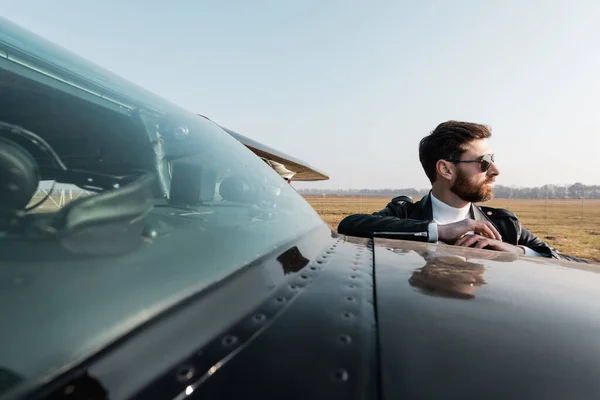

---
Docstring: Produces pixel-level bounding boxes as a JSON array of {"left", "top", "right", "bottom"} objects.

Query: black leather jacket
[{"left": 337, "top": 192, "right": 587, "bottom": 263}]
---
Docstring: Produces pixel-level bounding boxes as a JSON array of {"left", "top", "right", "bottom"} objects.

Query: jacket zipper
[{"left": 373, "top": 231, "right": 427, "bottom": 237}]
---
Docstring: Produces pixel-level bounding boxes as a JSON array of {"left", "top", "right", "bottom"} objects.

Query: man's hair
[{"left": 419, "top": 120, "right": 492, "bottom": 184}]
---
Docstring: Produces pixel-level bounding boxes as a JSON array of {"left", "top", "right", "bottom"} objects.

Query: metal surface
[
  {"left": 6, "top": 229, "right": 379, "bottom": 400},
  {"left": 220, "top": 126, "right": 330, "bottom": 182},
  {"left": 7, "top": 225, "right": 335, "bottom": 400},
  {"left": 8, "top": 226, "right": 600, "bottom": 399},
  {"left": 129, "top": 235, "right": 377, "bottom": 400},
  {"left": 373, "top": 238, "right": 600, "bottom": 399}
]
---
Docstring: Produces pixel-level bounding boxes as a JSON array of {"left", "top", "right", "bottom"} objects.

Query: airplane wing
[{"left": 204, "top": 118, "right": 329, "bottom": 182}]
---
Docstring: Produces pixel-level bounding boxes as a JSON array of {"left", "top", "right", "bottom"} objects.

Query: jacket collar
[
  {"left": 409, "top": 191, "right": 433, "bottom": 220},
  {"left": 471, "top": 203, "right": 491, "bottom": 222},
  {"left": 411, "top": 190, "right": 490, "bottom": 222}
]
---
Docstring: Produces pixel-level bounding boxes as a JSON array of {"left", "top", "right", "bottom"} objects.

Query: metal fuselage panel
[
  {"left": 20, "top": 228, "right": 378, "bottom": 400},
  {"left": 373, "top": 238, "right": 600, "bottom": 399},
  {"left": 126, "top": 233, "right": 378, "bottom": 400},
  {"left": 13, "top": 231, "right": 600, "bottom": 400}
]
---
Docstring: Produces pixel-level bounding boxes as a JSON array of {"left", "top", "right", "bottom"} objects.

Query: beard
[{"left": 450, "top": 168, "right": 495, "bottom": 203}]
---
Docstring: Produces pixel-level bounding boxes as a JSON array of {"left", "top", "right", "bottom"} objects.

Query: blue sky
[{"left": 3, "top": 1, "right": 599, "bottom": 189}]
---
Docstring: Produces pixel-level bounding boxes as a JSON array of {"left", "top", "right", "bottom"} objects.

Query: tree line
[{"left": 297, "top": 183, "right": 600, "bottom": 199}]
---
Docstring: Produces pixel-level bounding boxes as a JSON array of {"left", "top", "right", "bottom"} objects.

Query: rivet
[
  {"left": 339, "top": 334, "right": 352, "bottom": 344},
  {"left": 222, "top": 335, "right": 238, "bottom": 347},
  {"left": 332, "top": 368, "right": 350, "bottom": 383},
  {"left": 301, "top": 275, "right": 309, "bottom": 280},
  {"left": 176, "top": 364, "right": 195, "bottom": 382},
  {"left": 253, "top": 313, "right": 266, "bottom": 323},
  {"left": 289, "top": 284, "right": 299, "bottom": 290},
  {"left": 350, "top": 275, "right": 357, "bottom": 279},
  {"left": 276, "top": 296, "right": 287, "bottom": 303},
  {"left": 342, "top": 311, "right": 354, "bottom": 319},
  {"left": 64, "top": 385, "right": 75, "bottom": 395},
  {"left": 348, "top": 284, "right": 356, "bottom": 289},
  {"left": 346, "top": 296, "right": 356, "bottom": 302},
  {"left": 487, "top": 211, "right": 493, "bottom": 215},
  {"left": 310, "top": 266, "right": 317, "bottom": 270},
  {"left": 317, "top": 261, "right": 324, "bottom": 264}
]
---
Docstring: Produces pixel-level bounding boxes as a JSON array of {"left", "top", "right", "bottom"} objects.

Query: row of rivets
[
  {"left": 161, "top": 239, "right": 370, "bottom": 397},
  {"left": 330, "top": 243, "right": 370, "bottom": 385},
  {"left": 164, "top": 241, "right": 338, "bottom": 397}
]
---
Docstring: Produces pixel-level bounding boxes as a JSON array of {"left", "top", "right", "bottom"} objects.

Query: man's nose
[{"left": 488, "top": 162, "right": 500, "bottom": 176}]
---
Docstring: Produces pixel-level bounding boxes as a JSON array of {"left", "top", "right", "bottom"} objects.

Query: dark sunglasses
[{"left": 447, "top": 153, "right": 495, "bottom": 172}]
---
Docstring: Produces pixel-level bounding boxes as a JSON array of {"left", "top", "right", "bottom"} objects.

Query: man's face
[{"left": 450, "top": 139, "right": 500, "bottom": 203}]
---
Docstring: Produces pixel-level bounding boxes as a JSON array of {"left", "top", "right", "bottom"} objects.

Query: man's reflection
[
  {"left": 409, "top": 255, "right": 486, "bottom": 300},
  {"left": 382, "top": 240, "right": 541, "bottom": 299}
]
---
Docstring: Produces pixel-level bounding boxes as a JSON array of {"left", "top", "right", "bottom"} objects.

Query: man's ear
[{"left": 436, "top": 160, "right": 454, "bottom": 181}]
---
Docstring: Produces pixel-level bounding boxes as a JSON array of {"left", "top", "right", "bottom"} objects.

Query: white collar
[{"left": 430, "top": 193, "right": 471, "bottom": 223}]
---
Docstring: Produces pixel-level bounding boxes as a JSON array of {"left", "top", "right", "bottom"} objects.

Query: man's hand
[
  {"left": 454, "top": 234, "right": 525, "bottom": 255},
  {"left": 437, "top": 218, "right": 502, "bottom": 243}
]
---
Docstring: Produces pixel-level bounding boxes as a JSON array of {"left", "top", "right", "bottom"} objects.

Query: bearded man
[{"left": 338, "top": 120, "right": 584, "bottom": 261}]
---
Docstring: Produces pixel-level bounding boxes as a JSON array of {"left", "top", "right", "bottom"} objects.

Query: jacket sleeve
[
  {"left": 337, "top": 202, "right": 433, "bottom": 242},
  {"left": 519, "top": 226, "right": 590, "bottom": 263}
]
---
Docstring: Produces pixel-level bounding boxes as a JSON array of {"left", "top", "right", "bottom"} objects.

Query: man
[{"left": 337, "top": 120, "right": 585, "bottom": 262}]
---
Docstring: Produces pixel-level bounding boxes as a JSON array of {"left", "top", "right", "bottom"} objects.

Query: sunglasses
[{"left": 447, "top": 153, "right": 495, "bottom": 172}]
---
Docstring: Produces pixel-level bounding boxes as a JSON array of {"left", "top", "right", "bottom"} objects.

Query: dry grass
[{"left": 304, "top": 196, "right": 600, "bottom": 264}]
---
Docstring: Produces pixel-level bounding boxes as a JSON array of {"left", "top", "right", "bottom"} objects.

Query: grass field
[{"left": 304, "top": 196, "right": 600, "bottom": 264}]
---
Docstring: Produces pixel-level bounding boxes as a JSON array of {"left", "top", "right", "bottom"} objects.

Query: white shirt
[{"left": 427, "top": 193, "right": 544, "bottom": 257}]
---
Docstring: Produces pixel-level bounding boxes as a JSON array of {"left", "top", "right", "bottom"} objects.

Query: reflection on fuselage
[
  {"left": 277, "top": 246, "right": 309, "bottom": 275},
  {"left": 408, "top": 255, "right": 486, "bottom": 300}
]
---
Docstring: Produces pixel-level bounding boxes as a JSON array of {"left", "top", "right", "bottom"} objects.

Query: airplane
[{"left": 1, "top": 17, "right": 600, "bottom": 400}]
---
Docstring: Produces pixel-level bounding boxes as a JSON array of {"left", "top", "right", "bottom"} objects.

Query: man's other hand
[
  {"left": 437, "top": 218, "right": 502, "bottom": 243},
  {"left": 454, "top": 234, "right": 525, "bottom": 255}
]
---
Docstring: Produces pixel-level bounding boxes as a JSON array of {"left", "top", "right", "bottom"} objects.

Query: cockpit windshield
[{"left": 0, "top": 48, "right": 323, "bottom": 395}]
